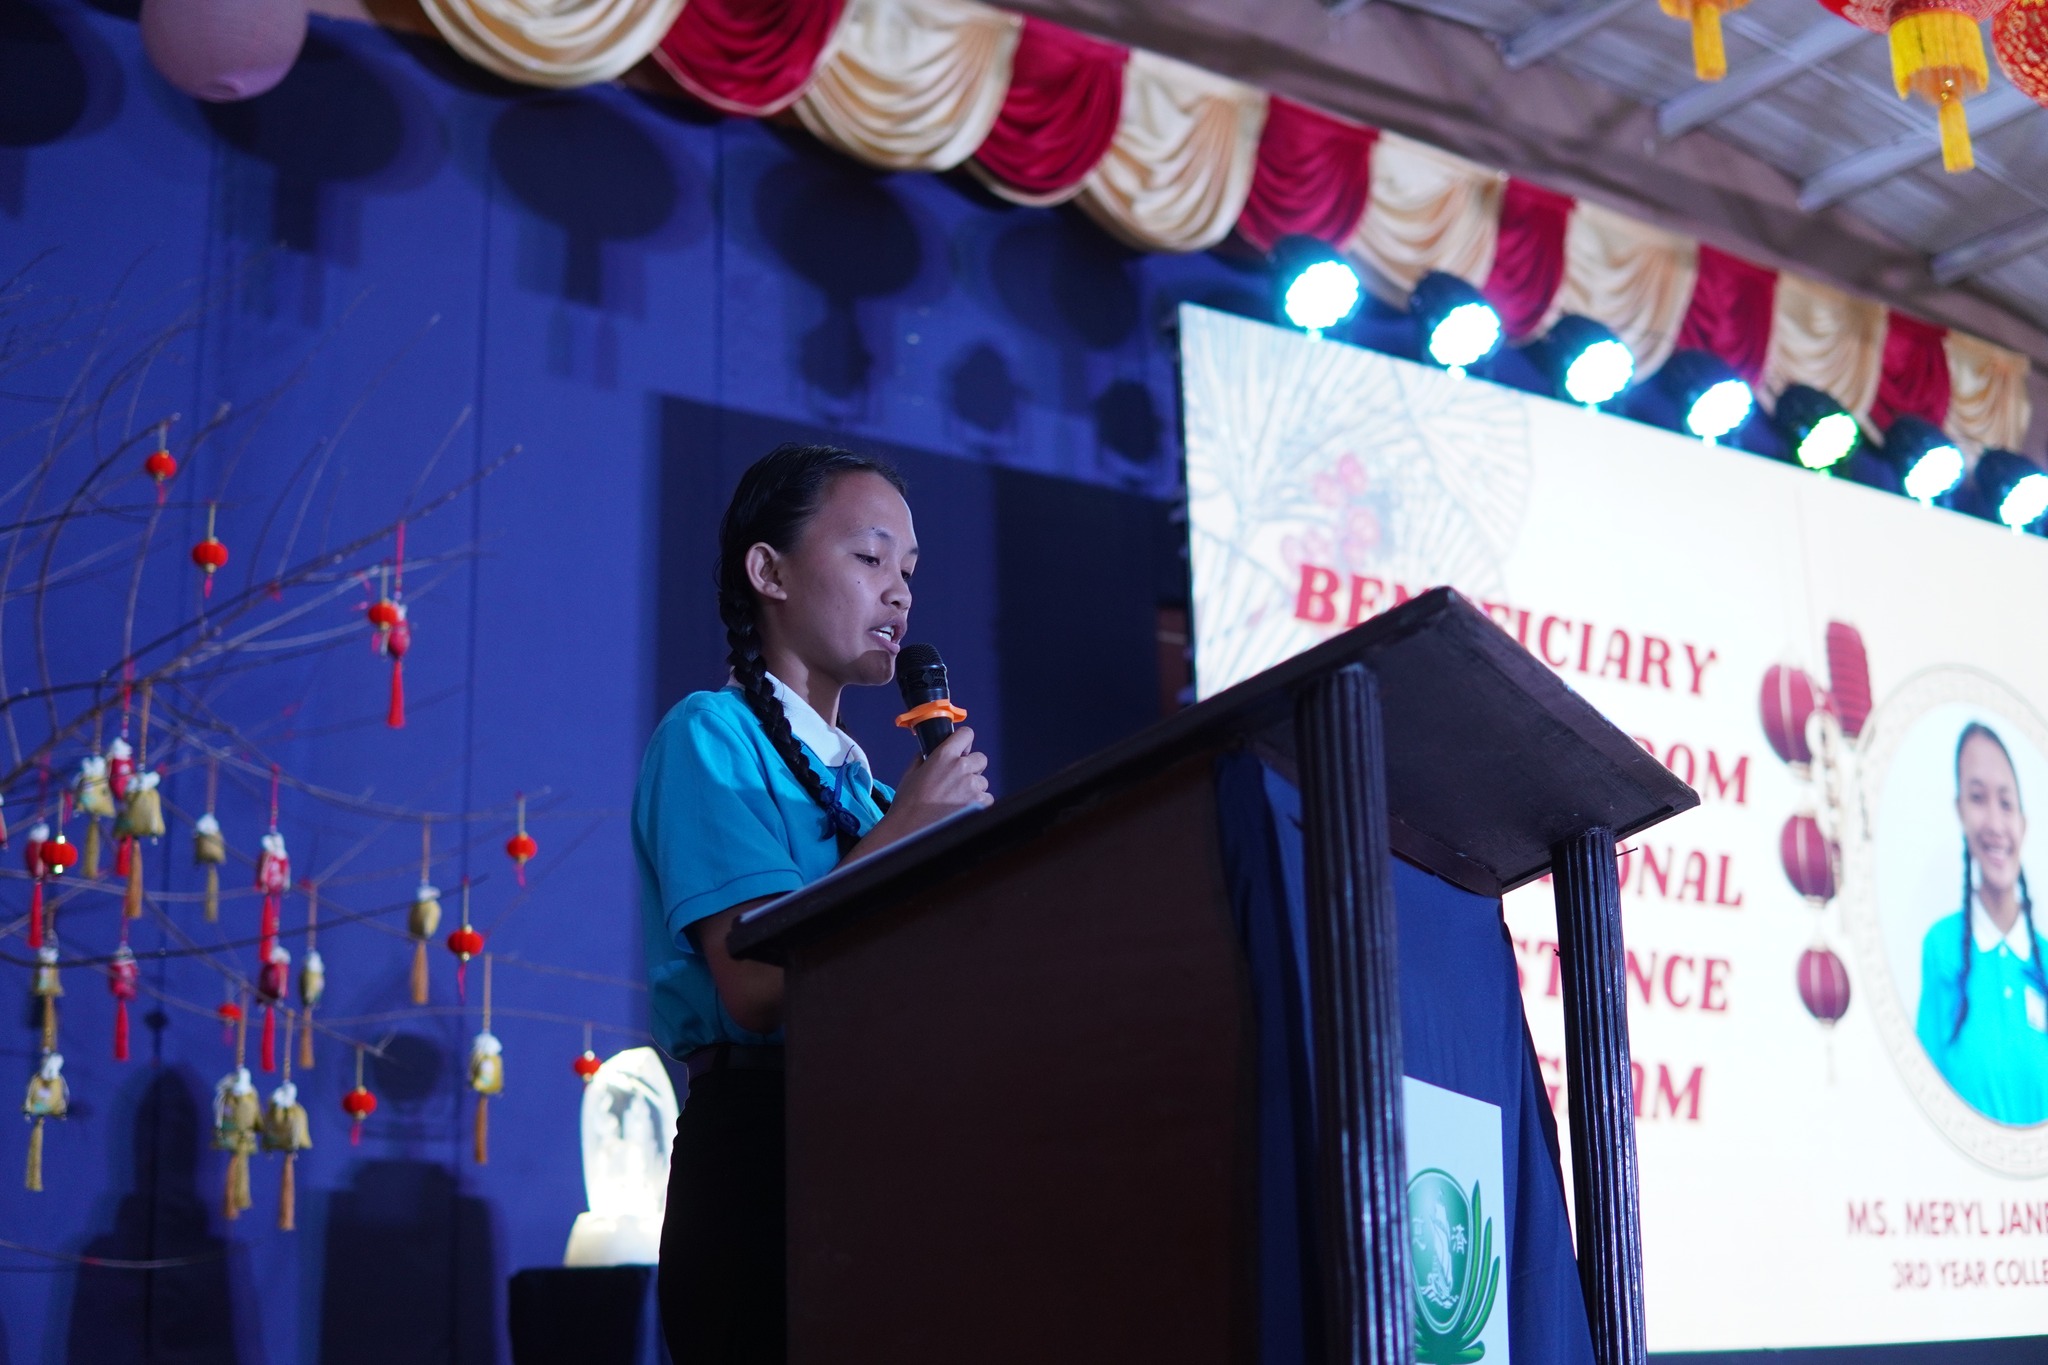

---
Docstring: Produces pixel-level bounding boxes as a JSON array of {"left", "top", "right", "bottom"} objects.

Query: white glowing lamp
[{"left": 562, "top": 1047, "right": 679, "bottom": 1267}]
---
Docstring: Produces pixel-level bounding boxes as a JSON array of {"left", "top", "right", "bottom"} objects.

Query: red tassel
[
  {"left": 350, "top": 1119, "right": 363, "bottom": 1147},
  {"left": 114, "top": 998, "right": 130, "bottom": 1061},
  {"left": 455, "top": 960, "right": 468, "bottom": 1002},
  {"left": 115, "top": 835, "right": 133, "bottom": 879},
  {"left": 260, "top": 896, "right": 279, "bottom": 958},
  {"left": 260, "top": 1006, "right": 276, "bottom": 1073},
  {"left": 204, "top": 575, "right": 214, "bottom": 600},
  {"left": 27, "top": 882, "right": 42, "bottom": 951},
  {"left": 388, "top": 660, "right": 405, "bottom": 729}
]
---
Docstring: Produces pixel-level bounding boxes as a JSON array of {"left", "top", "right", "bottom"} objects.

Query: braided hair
[
  {"left": 1949, "top": 721, "right": 2048, "bottom": 1043},
  {"left": 717, "top": 444, "right": 904, "bottom": 853}
]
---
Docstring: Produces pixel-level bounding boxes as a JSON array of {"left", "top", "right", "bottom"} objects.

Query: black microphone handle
[{"left": 913, "top": 715, "right": 955, "bottom": 757}]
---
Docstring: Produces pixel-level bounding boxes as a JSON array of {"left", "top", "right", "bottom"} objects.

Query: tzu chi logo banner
[{"left": 1179, "top": 305, "right": 2048, "bottom": 1352}]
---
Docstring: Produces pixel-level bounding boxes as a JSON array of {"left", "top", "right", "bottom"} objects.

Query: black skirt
[{"left": 658, "top": 1066, "right": 786, "bottom": 1365}]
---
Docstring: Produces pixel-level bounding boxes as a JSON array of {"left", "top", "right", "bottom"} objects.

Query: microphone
[{"left": 894, "top": 643, "right": 968, "bottom": 757}]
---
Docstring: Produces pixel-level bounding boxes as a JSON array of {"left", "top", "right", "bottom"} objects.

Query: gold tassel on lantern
[
  {"left": 214, "top": 1006, "right": 260, "bottom": 1221},
  {"left": 468, "top": 955, "right": 503, "bottom": 1166},
  {"left": 1891, "top": 7, "right": 1991, "bottom": 171},
  {"left": 194, "top": 818, "right": 225, "bottom": 924},
  {"left": 24, "top": 1054, "right": 68, "bottom": 1192},
  {"left": 410, "top": 822, "right": 441, "bottom": 1006},
  {"left": 1660, "top": 0, "right": 1749, "bottom": 80},
  {"left": 75, "top": 751, "right": 113, "bottom": 881},
  {"left": 264, "top": 1018, "right": 313, "bottom": 1231},
  {"left": 299, "top": 884, "right": 323, "bottom": 1072},
  {"left": 32, "top": 943, "right": 62, "bottom": 1055}
]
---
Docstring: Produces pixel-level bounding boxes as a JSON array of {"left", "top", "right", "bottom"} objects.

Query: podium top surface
[{"left": 732, "top": 588, "right": 1696, "bottom": 961}]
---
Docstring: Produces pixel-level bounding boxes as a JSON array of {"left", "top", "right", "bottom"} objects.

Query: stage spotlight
[
  {"left": 1659, "top": 350, "right": 1754, "bottom": 443},
  {"left": 1771, "top": 384, "right": 1860, "bottom": 471},
  {"left": 1409, "top": 271, "right": 1502, "bottom": 375},
  {"left": 1880, "top": 416, "right": 1965, "bottom": 506},
  {"left": 1974, "top": 449, "right": 2048, "bottom": 531},
  {"left": 1544, "top": 315, "right": 1634, "bottom": 407},
  {"left": 1273, "top": 236, "right": 1363, "bottom": 337}
]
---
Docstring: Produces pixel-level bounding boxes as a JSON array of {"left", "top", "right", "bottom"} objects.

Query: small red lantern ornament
[
  {"left": 109, "top": 942, "right": 140, "bottom": 1062},
  {"left": 191, "top": 503, "right": 229, "bottom": 598},
  {"left": 216, "top": 998, "right": 243, "bottom": 1047},
  {"left": 573, "top": 1050, "right": 603, "bottom": 1083},
  {"left": 32, "top": 828, "right": 76, "bottom": 954},
  {"left": 446, "top": 878, "right": 484, "bottom": 1001},
  {"left": 257, "top": 942, "right": 290, "bottom": 1074},
  {"left": 23, "top": 822, "right": 49, "bottom": 951},
  {"left": 342, "top": 1048, "right": 377, "bottom": 1146},
  {"left": 506, "top": 792, "right": 537, "bottom": 887},
  {"left": 1995, "top": 0, "right": 2048, "bottom": 101},
  {"left": 1797, "top": 945, "right": 1852, "bottom": 1024},
  {"left": 40, "top": 831, "right": 78, "bottom": 877},
  {"left": 144, "top": 443, "right": 178, "bottom": 504},
  {"left": 1780, "top": 814, "right": 1838, "bottom": 903},
  {"left": 1760, "top": 665, "right": 1819, "bottom": 769},
  {"left": 367, "top": 526, "right": 410, "bottom": 728}
]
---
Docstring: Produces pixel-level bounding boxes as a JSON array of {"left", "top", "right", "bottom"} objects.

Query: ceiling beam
[
  {"left": 1499, "top": 0, "right": 1635, "bottom": 71},
  {"left": 1932, "top": 213, "right": 2048, "bottom": 286},
  {"left": 1656, "top": 19, "right": 1868, "bottom": 139},
  {"left": 1798, "top": 88, "right": 2043, "bottom": 211}
]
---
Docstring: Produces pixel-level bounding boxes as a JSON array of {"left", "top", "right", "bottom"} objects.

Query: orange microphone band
[{"left": 895, "top": 699, "right": 967, "bottom": 730}]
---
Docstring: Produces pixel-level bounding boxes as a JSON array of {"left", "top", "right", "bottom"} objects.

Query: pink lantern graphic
[
  {"left": 1760, "top": 665, "right": 1818, "bottom": 767},
  {"left": 1825, "top": 622, "right": 1872, "bottom": 739},
  {"left": 1780, "top": 814, "right": 1836, "bottom": 903},
  {"left": 1797, "top": 947, "right": 1852, "bottom": 1025}
]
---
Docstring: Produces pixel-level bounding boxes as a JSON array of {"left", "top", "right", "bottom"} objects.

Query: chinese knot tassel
[
  {"left": 124, "top": 843, "right": 143, "bottom": 919},
  {"left": 474, "top": 1094, "right": 489, "bottom": 1166},
  {"left": 280, "top": 1152, "right": 296, "bottom": 1231},
  {"left": 25, "top": 1118, "right": 43, "bottom": 1193}
]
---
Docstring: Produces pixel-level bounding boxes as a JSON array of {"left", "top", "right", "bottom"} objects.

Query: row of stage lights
[{"left": 1272, "top": 238, "right": 2048, "bottom": 534}]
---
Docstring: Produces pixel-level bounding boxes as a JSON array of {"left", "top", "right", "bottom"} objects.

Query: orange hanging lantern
[
  {"left": 446, "top": 878, "right": 484, "bottom": 1001},
  {"left": 342, "top": 1048, "right": 377, "bottom": 1146},
  {"left": 505, "top": 793, "right": 537, "bottom": 887},
  {"left": 1663, "top": 0, "right": 1750, "bottom": 79},
  {"left": 1994, "top": 0, "right": 2048, "bottom": 101},
  {"left": 191, "top": 503, "right": 229, "bottom": 597}
]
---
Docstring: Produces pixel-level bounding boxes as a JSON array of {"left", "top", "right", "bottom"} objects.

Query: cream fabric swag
[
  {"left": 1344, "top": 134, "right": 1503, "bottom": 304},
  {"left": 1760, "top": 273, "right": 1888, "bottom": 423},
  {"left": 794, "top": 0, "right": 1022, "bottom": 173},
  {"left": 417, "top": 0, "right": 686, "bottom": 88},
  {"left": 1540, "top": 202, "right": 1698, "bottom": 379},
  {"left": 1944, "top": 331, "right": 2034, "bottom": 454},
  {"left": 1076, "top": 50, "right": 1268, "bottom": 255}
]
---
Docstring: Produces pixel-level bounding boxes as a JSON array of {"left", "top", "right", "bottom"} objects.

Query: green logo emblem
[{"left": 1408, "top": 1167, "right": 1502, "bottom": 1364}]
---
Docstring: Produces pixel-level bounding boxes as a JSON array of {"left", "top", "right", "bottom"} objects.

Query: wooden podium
[{"left": 731, "top": 589, "right": 1695, "bottom": 1365}]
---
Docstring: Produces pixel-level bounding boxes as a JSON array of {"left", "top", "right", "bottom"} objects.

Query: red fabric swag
[
  {"left": 1481, "top": 179, "right": 1572, "bottom": 342},
  {"left": 1869, "top": 310, "right": 1952, "bottom": 433},
  {"left": 1675, "top": 245, "right": 1777, "bottom": 386},
  {"left": 972, "top": 17, "right": 1126, "bottom": 202},
  {"left": 654, "top": 0, "right": 848, "bottom": 118},
  {"left": 1234, "top": 98, "right": 1378, "bottom": 254}
]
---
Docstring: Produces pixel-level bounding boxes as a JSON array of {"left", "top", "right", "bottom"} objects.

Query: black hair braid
[
  {"left": 716, "top": 443, "right": 906, "bottom": 853},
  {"left": 1952, "top": 842, "right": 1974, "bottom": 1044}
]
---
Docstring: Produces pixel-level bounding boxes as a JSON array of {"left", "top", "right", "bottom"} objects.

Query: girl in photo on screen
[
  {"left": 1915, "top": 720, "right": 2048, "bottom": 1126},
  {"left": 633, "top": 444, "right": 992, "bottom": 1364}
]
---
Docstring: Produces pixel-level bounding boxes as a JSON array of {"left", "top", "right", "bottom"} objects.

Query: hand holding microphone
[{"left": 886, "top": 644, "right": 991, "bottom": 830}]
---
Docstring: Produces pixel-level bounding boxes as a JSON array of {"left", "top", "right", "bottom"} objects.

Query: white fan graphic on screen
[{"left": 1182, "top": 308, "right": 1533, "bottom": 696}]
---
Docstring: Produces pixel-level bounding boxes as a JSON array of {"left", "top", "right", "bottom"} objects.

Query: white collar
[
  {"left": 731, "top": 671, "right": 869, "bottom": 776},
  {"left": 1972, "top": 893, "right": 2036, "bottom": 961}
]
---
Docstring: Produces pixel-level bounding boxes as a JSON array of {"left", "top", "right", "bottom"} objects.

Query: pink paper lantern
[
  {"left": 1780, "top": 814, "right": 1836, "bottom": 903},
  {"left": 1797, "top": 947, "right": 1851, "bottom": 1025},
  {"left": 1760, "top": 665, "right": 1818, "bottom": 768},
  {"left": 141, "top": 0, "right": 309, "bottom": 103},
  {"left": 1825, "top": 621, "right": 1873, "bottom": 739}
]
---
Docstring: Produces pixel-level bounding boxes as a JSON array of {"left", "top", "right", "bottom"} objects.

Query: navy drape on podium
[{"left": 1215, "top": 753, "right": 1597, "bottom": 1365}]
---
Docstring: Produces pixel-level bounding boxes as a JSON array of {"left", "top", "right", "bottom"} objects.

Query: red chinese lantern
[
  {"left": 39, "top": 831, "right": 77, "bottom": 877},
  {"left": 216, "top": 998, "right": 244, "bottom": 1047},
  {"left": 446, "top": 878, "right": 484, "bottom": 1000},
  {"left": 109, "top": 942, "right": 140, "bottom": 1062},
  {"left": 367, "top": 527, "right": 410, "bottom": 728},
  {"left": 1662, "top": 0, "right": 1749, "bottom": 79},
  {"left": 1820, "top": 0, "right": 2010, "bottom": 171},
  {"left": 573, "top": 1050, "right": 603, "bottom": 1083},
  {"left": 191, "top": 503, "right": 229, "bottom": 597},
  {"left": 23, "top": 821, "right": 48, "bottom": 950},
  {"left": 1995, "top": 0, "right": 2048, "bottom": 99},
  {"left": 1797, "top": 945, "right": 1852, "bottom": 1024},
  {"left": 342, "top": 1048, "right": 378, "bottom": 1146},
  {"left": 144, "top": 431, "right": 177, "bottom": 503},
  {"left": 1760, "top": 665, "right": 1819, "bottom": 768},
  {"left": 1781, "top": 814, "right": 1837, "bottom": 903},
  {"left": 506, "top": 793, "right": 537, "bottom": 887},
  {"left": 1824, "top": 622, "right": 1873, "bottom": 739}
]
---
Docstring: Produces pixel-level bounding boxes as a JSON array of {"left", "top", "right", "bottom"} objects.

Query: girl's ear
[{"left": 746, "top": 542, "right": 789, "bottom": 602}]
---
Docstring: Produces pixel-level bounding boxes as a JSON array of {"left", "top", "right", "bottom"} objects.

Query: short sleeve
[{"left": 634, "top": 701, "right": 807, "bottom": 950}]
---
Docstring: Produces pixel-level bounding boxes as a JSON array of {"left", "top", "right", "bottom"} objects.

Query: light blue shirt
[
  {"left": 634, "top": 680, "right": 891, "bottom": 1056},
  {"left": 1916, "top": 904, "right": 2048, "bottom": 1126}
]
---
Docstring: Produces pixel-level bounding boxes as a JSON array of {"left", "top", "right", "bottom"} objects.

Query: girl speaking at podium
[
  {"left": 1916, "top": 720, "right": 2048, "bottom": 1126},
  {"left": 633, "top": 444, "right": 991, "bottom": 1364}
]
